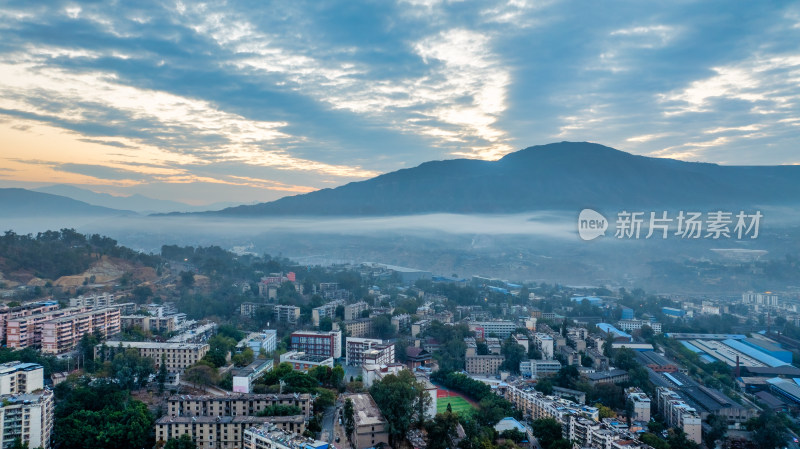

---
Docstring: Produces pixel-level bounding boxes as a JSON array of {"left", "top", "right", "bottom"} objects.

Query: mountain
[
  {"left": 34, "top": 184, "right": 240, "bottom": 213},
  {"left": 194, "top": 142, "right": 800, "bottom": 216},
  {"left": 0, "top": 188, "right": 135, "bottom": 217}
]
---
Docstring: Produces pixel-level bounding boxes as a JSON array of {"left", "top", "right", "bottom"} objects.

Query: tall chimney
[{"left": 735, "top": 355, "right": 740, "bottom": 378}]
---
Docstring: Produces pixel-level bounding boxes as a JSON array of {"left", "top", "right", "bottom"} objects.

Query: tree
[
  {"left": 595, "top": 403, "right": 615, "bottom": 419},
  {"left": 372, "top": 315, "right": 395, "bottom": 339},
  {"left": 370, "top": 371, "right": 418, "bottom": 447},
  {"left": 180, "top": 271, "right": 195, "bottom": 287},
  {"left": 232, "top": 348, "right": 255, "bottom": 367},
  {"left": 531, "top": 418, "right": 564, "bottom": 449},
  {"left": 164, "top": 434, "right": 196, "bottom": 449},
  {"left": 426, "top": 411, "right": 459, "bottom": 449},
  {"left": 500, "top": 338, "right": 526, "bottom": 374},
  {"left": 746, "top": 409, "right": 789, "bottom": 449},
  {"left": 640, "top": 433, "right": 669, "bottom": 449},
  {"left": 319, "top": 316, "right": 333, "bottom": 332},
  {"left": 184, "top": 363, "right": 219, "bottom": 387},
  {"left": 704, "top": 414, "right": 727, "bottom": 449},
  {"left": 535, "top": 379, "right": 553, "bottom": 395},
  {"left": 157, "top": 354, "right": 168, "bottom": 393},
  {"left": 413, "top": 381, "right": 432, "bottom": 428},
  {"left": 344, "top": 398, "right": 355, "bottom": 446}
]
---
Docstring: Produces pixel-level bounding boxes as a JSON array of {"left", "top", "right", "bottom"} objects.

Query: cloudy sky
[{"left": 1, "top": 0, "right": 799, "bottom": 205}]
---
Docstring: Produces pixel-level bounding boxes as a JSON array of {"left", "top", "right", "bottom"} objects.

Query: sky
[{"left": 1, "top": 0, "right": 799, "bottom": 206}]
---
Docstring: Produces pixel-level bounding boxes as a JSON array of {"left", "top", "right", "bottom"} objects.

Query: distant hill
[
  {"left": 34, "top": 184, "right": 240, "bottom": 214},
  {"left": 190, "top": 142, "right": 800, "bottom": 216},
  {"left": 0, "top": 188, "right": 134, "bottom": 217}
]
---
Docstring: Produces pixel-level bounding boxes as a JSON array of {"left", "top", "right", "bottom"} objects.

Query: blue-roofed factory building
[
  {"left": 721, "top": 339, "right": 789, "bottom": 368},
  {"left": 596, "top": 323, "right": 633, "bottom": 342},
  {"left": 662, "top": 307, "right": 686, "bottom": 317},
  {"left": 620, "top": 307, "right": 634, "bottom": 320},
  {"left": 572, "top": 296, "right": 603, "bottom": 306},
  {"left": 741, "top": 338, "right": 792, "bottom": 364}
]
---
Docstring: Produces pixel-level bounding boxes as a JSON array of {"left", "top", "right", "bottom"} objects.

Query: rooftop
[{"left": 345, "top": 393, "right": 386, "bottom": 427}]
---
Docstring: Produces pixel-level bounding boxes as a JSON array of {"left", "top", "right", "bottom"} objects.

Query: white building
[
  {"left": 520, "top": 359, "right": 562, "bottom": 377},
  {"left": 237, "top": 330, "right": 278, "bottom": 355},
  {"left": 312, "top": 300, "right": 345, "bottom": 326},
  {"left": 0, "top": 362, "right": 44, "bottom": 395},
  {"left": 233, "top": 359, "right": 274, "bottom": 394},
  {"left": 617, "top": 320, "right": 662, "bottom": 334},
  {"left": 0, "top": 390, "right": 53, "bottom": 449},
  {"left": 656, "top": 388, "right": 702, "bottom": 444},
  {"left": 280, "top": 351, "right": 334, "bottom": 372},
  {"left": 625, "top": 388, "right": 651, "bottom": 422},
  {"left": 244, "top": 423, "right": 328, "bottom": 449},
  {"left": 533, "top": 333, "right": 555, "bottom": 359}
]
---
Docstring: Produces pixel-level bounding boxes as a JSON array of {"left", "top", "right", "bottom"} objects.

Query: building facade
[{"left": 290, "top": 331, "right": 342, "bottom": 359}]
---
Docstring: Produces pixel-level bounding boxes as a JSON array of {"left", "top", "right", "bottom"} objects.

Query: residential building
[
  {"left": 625, "top": 388, "right": 651, "bottom": 422},
  {"left": 280, "top": 351, "right": 334, "bottom": 372},
  {"left": 168, "top": 322, "right": 217, "bottom": 344},
  {"left": 342, "top": 318, "right": 372, "bottom": 338},
  {"left": 41, "top": 307, "right": 121, "bottom": 354},
  {"left": 0, "top": 362, "right": 44, "bottom": 395},
  {"left": 468, "top": 320, "right": 516, "bottom": 339},
  {"left": 157, "top": 415, "right": 306, "bottom": 449},
  {"left": 121, "top": 315, "right": 177, "bottom": 333},
  {"left": 344, "top": 301, "right": 370, "bottom": 321},
  {"left": 312, "top": 300, "right": 345, "bottom": 327},
  {"left": 512, "top": 334, "right": 529, "bottom": 352},
  {"left": 362, "top": 363, "right": 407, "bottom": 388},
  {"left": 240, "top": 302, "right": 270, "bottom": 319},
  {"left": 742, "top": 292, "right": 779, "bottom": 306},
  {"left": 656, "top": 387, "right": 702, "bottom": 444},
  {"left": 167, "top": 393, "right": 312, "bottom": 419},
  {"left": 465, "top": 355, "right": 504, "bottom": 375},
  {"left": 343, "top": 393, "right": 390, "bottom": 449},
  {"left": 0, "top": 301, "right": 60, "bottom": 342},
  {"left": 411, "top": 320, "right": 430, "bottom": 338},
  {"left": 346, "top": 338, "right": 392, "bottom": 366},
  {"left": 68, "top": 293, "right": 115, "bottom": 308},
  {"left": 243, "top": 423, "right": 328, "bottom": 449},
  {"left": 290, "top": 330, "right": 341, "bottom": 359},
  {"left": 533, "top": 333, "right": 555, "bottom": 359},
  {"left": 6, "top": 306, "right": 90, "bottom": 349},
  {"left": 0, "top": 390, "right": 53, "bottom": 449},
  {"left": 520, "top": 359, "right": 562, "bottom": 377},
  {"left": 233, "top": 359, "right": 274, "bottom": 394},
  {"left": 237, "top": 330, "right": 277, "bottom": 355},
  {"left": 391, "top": 314, "right": 411, "bottom": 333},
  {"left": 274, "top": 305, "right": 301, "bottom": 325},
  {"left": 97, "top": 341, "right": 209, "bottom": 372}
]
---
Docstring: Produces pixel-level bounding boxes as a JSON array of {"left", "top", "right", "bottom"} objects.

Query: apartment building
[
  {"left": 625, "top": 388, "right": 651, "bottom": 422},
  {"left": 240, "top": 302, "right": 270, "bottom": 319},
  {"left": 274, "top": 305, "right": 301, "bottom": 325},
  {"left": 156, "top": 415, "right": 305, "bottom": 449},
  {"left": 504, "top": 384, "right": 599, "bottom": 422},
  {"left": 391, "top": 314, "right": 411, "bottom": 333},
  {"left": 167, "top": 393, "right": 313, "bottom": 419},
  {"left": 232, "top": 359, "right": 274, "bottom": 394},
  {"left": 0, "top": 390, "right": 54, "bottom": 449},
  {"left": 342, "top": 318, "right": 372, "bottom": 338},
  {"left": 97, "top": 341, "right": 209, "bottom": 372},
  {"left": 6, "top": 306, "right": 91, "bottom": 349},
  {"left": 344, "top": 301, "right": 370, "bottom": 321},
  {"left": 244, "top": 423, "right": 328, "bottom": 449},
  {"left": 0, "top": 362, "right": 44, "bottom": 395},
  {"left": 121, "top": 315, "right": 177, "bottom": 333},
  {"left": 41, "top": 307, "right": 121, "bottom": 354},
  {"left": 468, "top": 320, "right": 516, "bottom": 339},
  {"left": 345, "top": 338, "right": 394, "bottom": 366},
  {"left": 237, "top": 330, "right": 277, "bottom": 355},
  {"left": 0, "top": 301, "right": 60, "bottom": 342},
  {"left": 290, "top": 331, "right": 341, "bottom": 359},
  {"left": 343, "top": 393, "right": 390, "bottom": 449},
  {"left": 533, "top": 333, "right": 555, "bottom": 359},
  {"left": 465, "top": 355, "right": 504, "bottom": 375},
  {"left": 280, "top": 352, "right": 334, "bottom": 372},
  {"left": 311, "top": 300, "right": 345, "bottom": 327},
  {"left": 656, "top": 387, "right": 702, "bottom": 444},
  {"left": 519, "top": 359, "right": 562, "bottom": 377},
  {"left": 68, "top": 293, "right": 115, "bottom": 308}
]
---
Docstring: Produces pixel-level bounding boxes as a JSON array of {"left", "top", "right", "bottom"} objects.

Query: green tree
[
  {"left": 535, "top": 379, "right": 553, "bottom": 395},
  {"left": 413, "top": 381, "right": 432, "bottom": 428},
  {"left": 531, "top": 418, "right": 564, "bottom": 449},
  {"left": 746, "top": 409, "right": 789, "bottom": 449},
  {"left": 184, "top": 363, "right": 219, "bottom": 387},
  {"left": 370, "top": 370, "right": 418, "bottom": 447},
  {"left": 344, "top": 398, "right": 355, "bottom": 446},
  {"left": 180, "top": 271, "right": 195, "bottom": 287},
  {"left": 500, "top": 338, "right": 526, "bottom": 374},
  {"left": 704, "top": 414, "right": 727, "bottom": 449},
  {"left": 164, "top": 434, "right": 196, "bottom": 449},
  {"left": 426, "top": 411, "right": 459, "bottom": 449},
  {"left": 157, "top": 353, "right": 168, "bottom": 393}
]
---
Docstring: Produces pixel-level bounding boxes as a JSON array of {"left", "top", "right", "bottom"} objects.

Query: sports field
[{"left": 436, "top": 390, "right": 476, "bottom": 416}]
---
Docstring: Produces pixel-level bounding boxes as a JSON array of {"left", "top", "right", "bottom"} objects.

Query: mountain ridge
[{"left": 176, "top": 142, "right": 800, "bottom": 217}]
